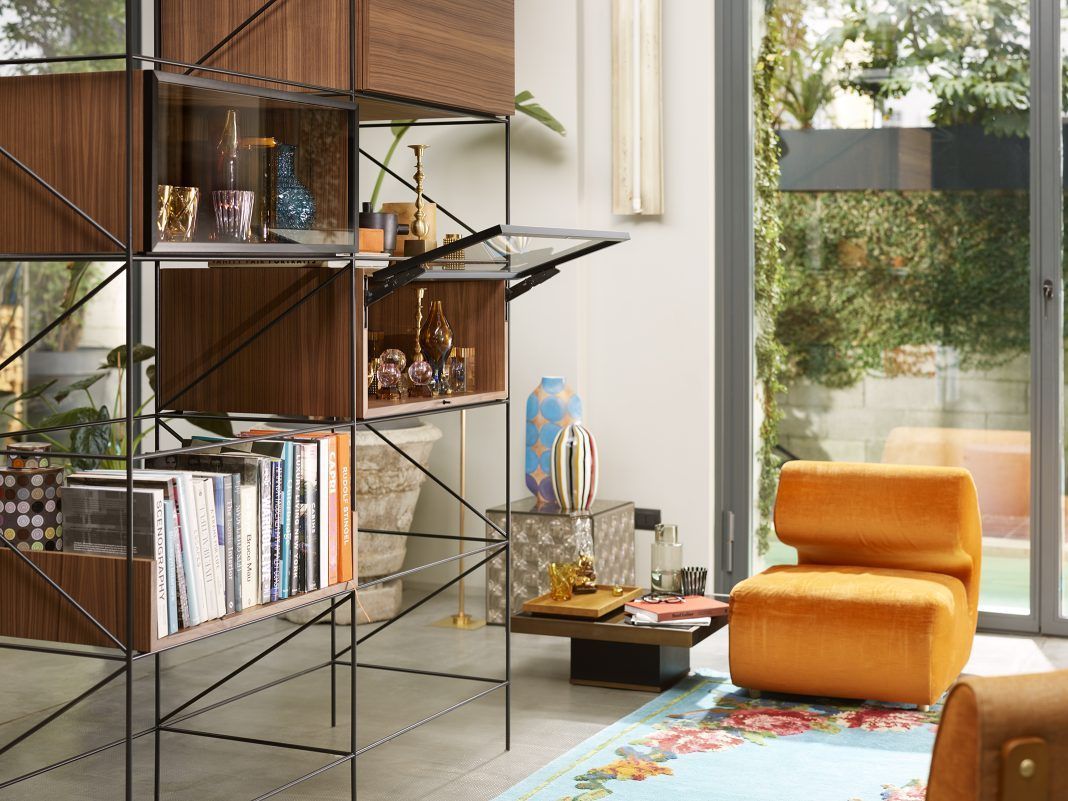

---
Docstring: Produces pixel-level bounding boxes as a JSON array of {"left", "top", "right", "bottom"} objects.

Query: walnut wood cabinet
[{"left": 160, "top": 0, "right": 515, "bottom": 116}]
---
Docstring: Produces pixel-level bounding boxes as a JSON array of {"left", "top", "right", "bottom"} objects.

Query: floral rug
[{"left": 494, "top": 671, "right": 937, "bottom": 801}]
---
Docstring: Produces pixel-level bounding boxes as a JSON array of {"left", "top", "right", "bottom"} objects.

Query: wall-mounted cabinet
[
  {"left": 159, "top": 0, "right": 515, "bottom": 117},
  {"left": 0, "top": 70, "right": 353, "bottom": 256},
  {"left": 157, "top": 264, "right": 507, "bottom": 420}
]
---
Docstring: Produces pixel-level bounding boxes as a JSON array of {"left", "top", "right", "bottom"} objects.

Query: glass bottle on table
[{"left": 650, "top": 523, "right": 683, "bottom": 594}]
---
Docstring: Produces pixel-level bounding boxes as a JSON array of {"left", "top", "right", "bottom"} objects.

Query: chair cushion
[{"left": 730, "top": 565, "right": 973, "bottom": 706}]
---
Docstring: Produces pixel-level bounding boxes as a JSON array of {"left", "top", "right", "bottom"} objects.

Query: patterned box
[{"left": 485, "top": 498, "right": 635, "bottom": 624}]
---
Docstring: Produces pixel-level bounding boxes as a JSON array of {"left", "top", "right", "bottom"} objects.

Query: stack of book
[
  {"left": 63, "top": 428, "right": 354, "bottom": 640},
  {"left": 624, "top": 595, "right": 729, "bottom": 628}
]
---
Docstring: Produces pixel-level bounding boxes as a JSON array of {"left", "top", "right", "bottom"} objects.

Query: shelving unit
[{"left": 0, "top": 1, "right": 627, "bottom": 798}]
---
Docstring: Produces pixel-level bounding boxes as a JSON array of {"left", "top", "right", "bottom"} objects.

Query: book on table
[{"left": 624, "top": 596, "right": 729, "bottom": 623}]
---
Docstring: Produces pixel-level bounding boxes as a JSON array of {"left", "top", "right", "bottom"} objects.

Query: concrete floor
[{"left": 1, "top": 586, "right": 1066, "bottom": 801}]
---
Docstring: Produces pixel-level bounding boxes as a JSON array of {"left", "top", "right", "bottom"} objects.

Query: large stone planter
[{"left": 285, "top": 419, "right": 441, "bottom": 625}]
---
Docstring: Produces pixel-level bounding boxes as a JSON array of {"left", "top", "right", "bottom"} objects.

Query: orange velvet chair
[
  {"left": 927, "top": 670, "right": 1068, "bottom": 801},
  {"left": 729, "top": 460, "right": 982, "bottom": 708}
]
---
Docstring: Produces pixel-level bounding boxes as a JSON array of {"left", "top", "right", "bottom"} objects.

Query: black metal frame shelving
[{"left": 0, "top": 2, "right": 627, "bottom": 798}]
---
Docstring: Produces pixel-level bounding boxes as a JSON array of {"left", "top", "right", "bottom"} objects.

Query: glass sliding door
[{"left": 715, "top": 0, "right": 1068, "bottom": 634}]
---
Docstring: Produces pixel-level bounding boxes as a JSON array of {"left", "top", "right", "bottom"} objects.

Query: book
[
  {"left": 163, "top": 499, "right": 179, "bottom": 635},
  {"left": 192, "top": 478, "right": 221, "bottom": 620},
  {"left": 623, "top": 596, "right": 729, "bottom": 623},
  {"left": 337, "top": 431, "right": 353, "bottom": 582},
  {"left": 326, "top": 435, "right": 339, "bottom": 586},
  {"left": 627, "top": 614, "right": 714, "bottom": 628},
  {"left": 61, "top": 485, "right": 168, "bottom": 639}
]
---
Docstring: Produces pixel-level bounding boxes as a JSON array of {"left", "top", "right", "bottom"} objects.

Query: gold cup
[{"left": 157, "top": 185, "right": 200, "bottom": 243}]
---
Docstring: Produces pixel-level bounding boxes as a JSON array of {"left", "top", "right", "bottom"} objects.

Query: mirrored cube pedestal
[{"left": 485, "top": 498, "right": 636, "bottom": 624}]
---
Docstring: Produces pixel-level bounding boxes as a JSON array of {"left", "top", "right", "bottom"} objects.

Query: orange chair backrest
[
  {"left": 927, "top": 670, "right": 1068, "bottom": 801},
  {"left": 774, "top": 460, "right": 982, "bottom": 621}
]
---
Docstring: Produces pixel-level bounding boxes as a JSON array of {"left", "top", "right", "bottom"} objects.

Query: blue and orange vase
[{"left": 525, "top": 376, "right": 583, "bottom": 506}]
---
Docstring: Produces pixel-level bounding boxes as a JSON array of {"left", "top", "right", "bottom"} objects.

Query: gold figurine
[
  {"left": 572, "top": 554, "right": 598, "bottom": 594},
  {"left": 548, "top": 562, "right": 577, "bottom": 601}
]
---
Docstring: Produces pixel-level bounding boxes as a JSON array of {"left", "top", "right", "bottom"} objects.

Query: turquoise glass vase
[{"left": 525, "top": 376, "right": 583, "bottom": 506}]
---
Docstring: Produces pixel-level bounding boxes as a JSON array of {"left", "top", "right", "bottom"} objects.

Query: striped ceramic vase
[{"left": 550, "top": 423, "right": 599, "bottom": 512}]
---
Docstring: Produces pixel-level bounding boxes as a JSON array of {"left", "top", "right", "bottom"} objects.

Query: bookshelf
[{"left": 0, "top": 0, "right": 627, "bottom": 798}]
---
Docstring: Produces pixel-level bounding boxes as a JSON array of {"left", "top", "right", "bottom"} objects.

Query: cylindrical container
[
  {"left": 0, "top": 442, "right": 64, "bottom": 552},
  {"left": 212, "top": 189, "right": 255, "bottom": 242},
  {"left": 650, "top": 523, "right": 683, "bottom": 594}
]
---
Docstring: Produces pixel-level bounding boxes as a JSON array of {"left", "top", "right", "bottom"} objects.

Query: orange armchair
[
  {"left": 729, "top": 461, "right": 982, "bottom": 707},
  {"left": 927, "top": 670, "right": 1068, "bottom": 800}
]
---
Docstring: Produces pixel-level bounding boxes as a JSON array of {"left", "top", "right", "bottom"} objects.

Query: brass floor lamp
[{"left": 433, "top": 409, "right": 486, "bottom": 630}]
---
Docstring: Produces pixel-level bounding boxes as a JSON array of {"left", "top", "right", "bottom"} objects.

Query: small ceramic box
[{"left": 485, "top": 498, "right": 635, "bottom": 624}]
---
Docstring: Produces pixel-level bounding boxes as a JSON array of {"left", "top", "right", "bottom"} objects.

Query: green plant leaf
[
  {"left": 69, "top": 406, "right": 112, "bottom": 470},
  {"left": 103, "top": 343, "right": 155, "bottom": 368},
  {"left": 53, "top": 372, "right": 107, "bottom": 403},
  {"left": 38, "top": 404, "right": 107, "bottom": 431},
  {"left": 146, "top": 364, "right": 157, "bottom": 394},
  {"left": 8, "top": 380, "right": 57, "bottom": 406},
  {"left": 515, "top": 91, "right": 566, "bottom": 136},
  {"left": 390, "top": 119, "right": 414, "bottom": 138}
]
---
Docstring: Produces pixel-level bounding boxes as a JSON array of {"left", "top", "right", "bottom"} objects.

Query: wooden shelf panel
[
  {"left": 152, "top": 581, "right": 355, "bottom": 653},
  {"left": 0, "top": 549, "right": 356, "bottom": 654}
]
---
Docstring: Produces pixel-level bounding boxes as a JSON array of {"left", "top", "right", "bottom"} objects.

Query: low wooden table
[{"left": 511, "top": 608, "right": 728, "bottom": 692}]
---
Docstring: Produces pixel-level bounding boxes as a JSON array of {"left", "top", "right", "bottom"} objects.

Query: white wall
[{"left": 402, "top": 0, "right": 716, "bottom": 598}]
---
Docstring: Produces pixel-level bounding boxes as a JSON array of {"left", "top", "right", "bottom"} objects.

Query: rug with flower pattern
[{"left": 494, "top": 671, "right": 937, "bottom": 801}]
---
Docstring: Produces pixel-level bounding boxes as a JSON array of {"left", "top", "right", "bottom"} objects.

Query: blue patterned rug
[{"left": 495, "top": 672, "right": 935, "bottom": 801}]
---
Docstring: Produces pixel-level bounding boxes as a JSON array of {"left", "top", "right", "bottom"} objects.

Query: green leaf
[
  {"left": 515, "top": 91, "right": 566, "bottom": 136},
  {"left": 103, "top": 343, "right": 155, "bottom": 368},
  {"left": 8, "top": 380, "right": 57, "bottom": 405},
  {"left": 390, "top": 119, "right": 414, "bottom": 138},
  {"left": 54, "top": 372, "right": 107, "bottom": 403},
  {"left": 69, "top": 406, "right": 113, "bottom": 470},
  {"left": 146, "top": 364, "right": 157, "bottom": 394},
  {"left": 38, "top": 405, "right": 108, "bottom": 440}
]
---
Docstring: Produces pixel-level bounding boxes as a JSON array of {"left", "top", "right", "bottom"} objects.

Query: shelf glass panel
[{"left": 151, "top": 73, "right": 355, "bottom": 255}]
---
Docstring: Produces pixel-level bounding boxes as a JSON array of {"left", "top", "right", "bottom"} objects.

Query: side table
[
  {"left": 485, "top": 498, "right": 635, "bottom": 624},
  {"left": 511, "top": 609, "right": 727, "bottom": 692}
]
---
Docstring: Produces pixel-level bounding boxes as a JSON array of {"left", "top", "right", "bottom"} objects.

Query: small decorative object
[
  {"left": 380, "top": 348, "right": 407, "bottom": 374},
  {"left": 419, "top": 299, "right": 453, "bottom": 395},
  {"left": 550, "top": 423, "right": 599, "bottom": 512},
  {"left": 156, "top": 185, "right": 199, "bottom": 243},
  {"left": 0, "top": 442, "right": 63, "bottom": 552},
  {"left": 216, "top": 108, "right": 240, "bottom": 191},
  {"left": 441, "top": 232, "right": 465, "bottom": 269},
  {"left": 375, "top": 360, "right": 401, "bottom": 399},
  {"left": 406, "top": 288, "right": 433, "bottom": 396},
  {"left": 367, "top": 358, "right": 378, "bottom": 391},
  {"left": 403, "top": 144, "right": 436, "bottom": 256},
  {"left": 525, "top": 377, "right": 583, "bottom": 506},
  {"left": 273, "top": 143, "right": 316, "bottom": 230},
  {"left": 650, "top": 523, "right": 683, "bottom": 594},
  {"left": 359, "top": 202, "right": 409, "bottom": 253},
  {"left": 380, "top": 201, "right": 437, "bottom": 257},
  {"left": 572, "top": 553, "right": 597, "bottom": 594},
  {"left": 548, "top": 562, "right": 577, "bottom": 602},
  {"left": 612, "top": 584, "right": 624, "bottom": 597},
  {"left": 681, "top": 566, "right": 708, "bottom": 597},
  {"left": 240, "top": 136, "right": 278, "bottom": 241},
  {"left": 452, "top": 347, "right": 476, "bottom": 387},
  {"left": 212, "top": 189, "right": 255, "bottom": 242},
  {"left": 445, "top": 352, "right": 467, "bottom": 393}
]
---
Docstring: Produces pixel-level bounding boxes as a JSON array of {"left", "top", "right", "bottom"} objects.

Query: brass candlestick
[
  {"left": 404, "top": 145, "right": 436, "bottom": 256},
  {"left": 433, "top": 410, "right": 485, "bottom": 631}
]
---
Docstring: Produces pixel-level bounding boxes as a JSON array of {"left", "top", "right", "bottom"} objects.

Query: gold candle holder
[{"left": 403, "top": 145, "right": 436, "bottom": 256}]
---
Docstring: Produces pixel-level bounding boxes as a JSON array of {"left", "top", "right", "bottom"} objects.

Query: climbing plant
[{"left": 754, "top": 12, "right": 789, "bottom": 555}]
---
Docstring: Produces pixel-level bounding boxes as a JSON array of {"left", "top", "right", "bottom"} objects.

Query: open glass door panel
[{"left": 366, "top": 224, "right": 629, "bottom": 303}]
